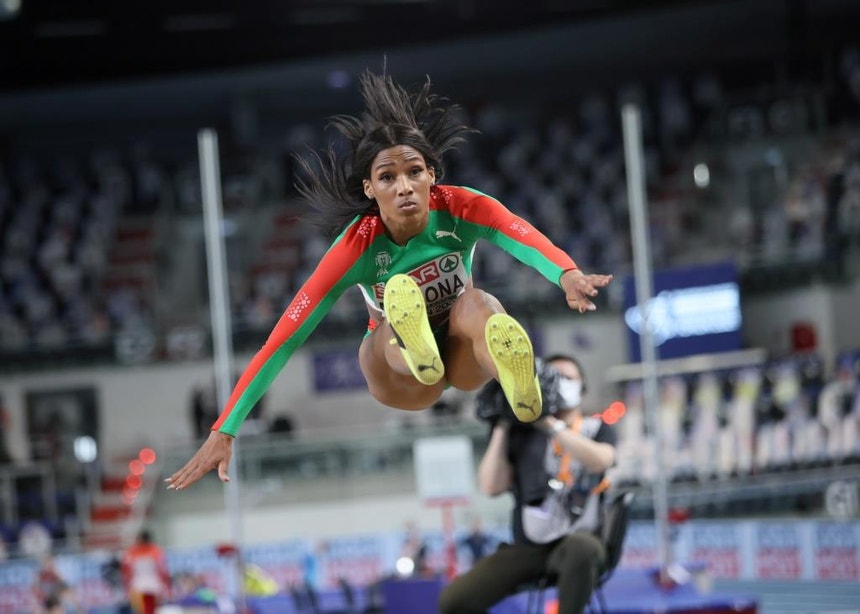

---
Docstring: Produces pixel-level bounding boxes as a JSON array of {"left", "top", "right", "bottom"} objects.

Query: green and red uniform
[{"left": 214, "top": 185, "right": 577, "bottom": 435}]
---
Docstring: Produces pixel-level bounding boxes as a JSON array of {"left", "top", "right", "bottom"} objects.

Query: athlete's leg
[
  {"left": 445, "top": 288, "right": 542, "bottom": 421},
  {"left": 384, "top": 274, "right": 445, "bottom": 385},
  {"left": 359, "top": 325, "right": 447, "bottom": 410},
  {"left": 444, "top": 287, "right": 505, "bottom": 390}
]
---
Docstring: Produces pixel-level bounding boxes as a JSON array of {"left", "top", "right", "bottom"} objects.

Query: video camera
[{"left": 475, "top": 358, "right": 564, "bottom": 424}]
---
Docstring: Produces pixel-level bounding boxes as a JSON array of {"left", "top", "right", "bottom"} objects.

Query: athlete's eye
[
  {"left": 379, "top": 173, "right": 392, "bottom": 182},
  {"left": 410, "top": 166, "right": 423, "bottom": 176}
]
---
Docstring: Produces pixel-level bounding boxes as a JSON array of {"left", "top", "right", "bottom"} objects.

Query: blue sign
[
  {"left": 312, "top": 348, "right": 367, "bottom": 392},
  {"left": 623, "top": 261, "right": 742, "bottom": 362}
]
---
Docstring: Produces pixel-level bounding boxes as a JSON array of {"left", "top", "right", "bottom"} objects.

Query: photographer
[{"left": 438, "top": 354, "right": 617, "bottom": 614}]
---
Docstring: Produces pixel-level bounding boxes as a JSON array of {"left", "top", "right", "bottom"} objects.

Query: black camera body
[{"left": 475, "top": 358, "right": 564, "bottom": 424}]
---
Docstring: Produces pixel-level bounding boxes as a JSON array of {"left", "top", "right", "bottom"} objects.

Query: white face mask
[{"left": 559, "top": 378, "right": 582, "bottom": 408}]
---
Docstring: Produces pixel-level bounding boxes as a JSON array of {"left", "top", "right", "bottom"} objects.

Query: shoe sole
[
  {"left": 384, "top": 274, "right": 444, "bottom": 386},
  {"left": 485, "top": 313, "right": 542, "bottom": 422}
]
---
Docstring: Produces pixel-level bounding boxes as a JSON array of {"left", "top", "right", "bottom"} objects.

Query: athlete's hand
[
  {"left": 165, "top": 430, "right": 233, "bottom": 491},
  {"left": 560, "top": 269, "right": 613, "bottom": 313}
]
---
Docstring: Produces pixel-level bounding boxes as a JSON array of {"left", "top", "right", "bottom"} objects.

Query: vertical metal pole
[
  {"left": 621, "top": 104, "right": 672, "bottom": 580},
  {"left": 198, "top": 128, "right": 246, "bottom": 610}
]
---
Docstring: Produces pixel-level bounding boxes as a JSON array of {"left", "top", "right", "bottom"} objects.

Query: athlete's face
[{"left": 363, "top": 145, "right": 436, "bottom": 245}]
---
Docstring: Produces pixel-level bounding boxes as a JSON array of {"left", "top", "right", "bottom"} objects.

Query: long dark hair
[{"left": 295, "top": 70, "right": 475, "bottom": 239}]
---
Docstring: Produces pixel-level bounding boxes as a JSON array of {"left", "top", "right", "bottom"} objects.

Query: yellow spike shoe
[
  {"left": 384, "top": 274, "right": 445, "bottom": 385},
  {"left": 485, "top": 313, "right": 542, "bottom": 422}
]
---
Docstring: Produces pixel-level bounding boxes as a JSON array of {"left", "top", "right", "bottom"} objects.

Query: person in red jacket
[{"left": 121, "top": 529, "right": 171, "bottom": 614}]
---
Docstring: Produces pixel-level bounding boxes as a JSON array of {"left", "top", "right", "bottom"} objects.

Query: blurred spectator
[
  {"left": 100, "top": 552, "right": 132, "bottom": 614},
  {"left": 243, "top": 563, "right": 280, "bottom": 597},
  {"left": 171, "top": 571, "right": 220, "bottom": 610},
  {"left": 41, "top": 594, "right": 67, "bottom": 614},
  {"left": 458, "top": 515, "right": 495, "bottom": 567},
  {"left": 190, "top": 382, "right": 219, "bottom": 441},
  {"left": 0, "top": 395, "right": 14, "bottom": 465},
  {"left": 840, "top": 46, "right": 860, "bottom": 107},
  {"left": 121, "top": 529, "right": 171, "bottom": 614},
  {"left": 32, "top": 554, "right": 81, "bottom": 614},
  {"left": 400, "top": 521, "right": 430, "bottom": 577},
  {"left": 818, "top": 356, "right": 860, "bottom": 461}
]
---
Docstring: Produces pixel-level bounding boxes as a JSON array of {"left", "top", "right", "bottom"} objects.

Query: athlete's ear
[
  {"left": 363, "top": 179, "right": 373, "bottom": 200},
  {"left": 428, "top": 167, "right": 436, "bottom": 185}
]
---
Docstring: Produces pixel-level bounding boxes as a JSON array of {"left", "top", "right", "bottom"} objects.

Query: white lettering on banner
[
  {"left": 0, "top": 563, "right": 31, "bottom": 586},
  {"left": 816, "top": 523, "right": 857, "bottom": 548},
  {"left": 756, "top": 524, "right": 800, "bottom": 548},
  {"left": 4, "top": 519, "right": 858, "bottom": 602},
  {"left": 691, "top": 523, "right": 740, "bottom": 548},
  {"left": 814, "top": 523, "right": 860, "bottom": 580},
  {"left": 326, "top": 537, "right": 381, "bottom": 558},
  {"left": 624, "top": 283, "right": 741, "bottom": 345}
]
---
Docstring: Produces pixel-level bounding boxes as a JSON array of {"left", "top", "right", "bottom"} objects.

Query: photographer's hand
[{"left": 478, "top": 421, "right": 512, "bottom": 496}]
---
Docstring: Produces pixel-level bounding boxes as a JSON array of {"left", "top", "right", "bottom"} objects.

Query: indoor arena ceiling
[
  {"left": 0, "top": 0, "right": 858, "bottom": 131},
  {"left": 0, "top": 0, "right": 701, "bottom": 93}
]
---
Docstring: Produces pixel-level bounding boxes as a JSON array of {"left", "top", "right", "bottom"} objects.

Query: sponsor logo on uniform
[
  {"left": 438, "top": 253, "right": 459, "bottom": 272},
  {"left": 374, "top": 253, "right": 465, "bottom": 315},
  {"left": 435, "top": 229, "right": 462, "bottom": 242},
  {"left": 375, "top": 252, "right": 391, "bottom": 278}
]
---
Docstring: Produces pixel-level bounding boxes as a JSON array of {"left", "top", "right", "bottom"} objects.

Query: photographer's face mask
[{"left": 559, "top": 378, "right": 582, "bottom": 408}]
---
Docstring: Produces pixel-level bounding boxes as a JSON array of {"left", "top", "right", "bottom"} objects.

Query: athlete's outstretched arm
[
  {"left": 560, "top": 268, "right": 613, "bottom": 313},
  {"left": 453, "top": 188, "right": 614, "bottom": 311},
  {"left": 165, "top": 227, "right": 365, "bottom": 490},
  {"left": 165, "top": 431, "right": 233, "bottom": 490}
]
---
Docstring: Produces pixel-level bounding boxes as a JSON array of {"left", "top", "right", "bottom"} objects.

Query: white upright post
[
  {"left": 620, "top": 104, "right": 672, "bottom": 581},
  {"left": 198, "top": 128, "right": 246, "bottom": 609}
]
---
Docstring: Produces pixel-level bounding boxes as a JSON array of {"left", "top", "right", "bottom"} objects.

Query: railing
[
  {"left": 154, "top": 419, "right": 859, "bottom": 521},
  {"left": 158, "top": 419, "right": 490, "bottom": 493}
]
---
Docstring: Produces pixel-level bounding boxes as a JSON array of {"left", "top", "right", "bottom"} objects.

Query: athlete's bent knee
[{"left": 367, "top": 380, "right": 446, "bottom": 410}]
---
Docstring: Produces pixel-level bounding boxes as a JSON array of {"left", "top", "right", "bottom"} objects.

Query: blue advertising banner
[
  {"left": 0, "top": 520, "right": 856, "bottom": 612},
  {"left": 813, "top": 521, "right": 859, "bottom": 580},
  {"left": 312, "top": 348, "right": 367, "bottom": 392},
  {"left": 754, "top": 522, "right": 803, "bottom": 579},
  {"left": 688, "top": 521, "right": 743, "bottom": 579},
  {"left": 623, "top": 261, "right": 742, "bottom": 362}
]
